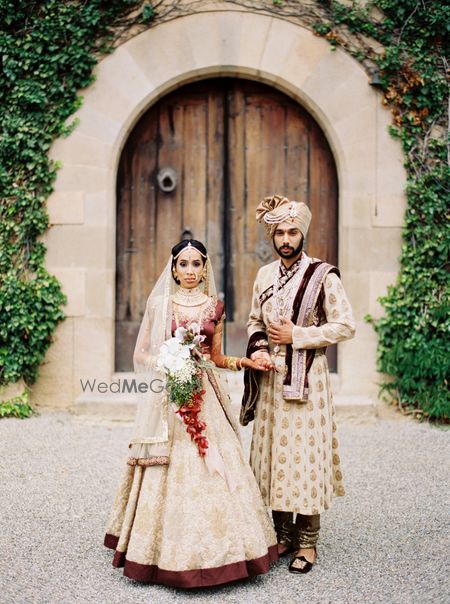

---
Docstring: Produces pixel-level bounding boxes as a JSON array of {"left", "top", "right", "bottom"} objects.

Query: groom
[{"left": 241, "top": 195, "right": 355, "bottom": 573}]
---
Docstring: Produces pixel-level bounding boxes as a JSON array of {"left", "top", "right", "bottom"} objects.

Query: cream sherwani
[{"left": 248, "top": 255, "right": 355, "bottom": 515}]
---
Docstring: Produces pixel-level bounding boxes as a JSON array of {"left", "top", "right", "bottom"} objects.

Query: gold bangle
[
  {"left": 238, "top": 357, "right": 246, "bottom": 370},
  {"left": 225, "top": 356, "right": 239, "bottom": 371}
]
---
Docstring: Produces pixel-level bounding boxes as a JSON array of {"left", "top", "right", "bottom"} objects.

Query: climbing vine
[
  {"left": 0, "top": 0, "right": 154, "bottom": 416},
  {"left": 224, "top": 0, "right": 450, "bottom": 420},
  {"left": 312, "top": 0, "right": 450, "bottom": 421},
  {"left": 0, "top": 1, "right": 448, "bottom": 420}
]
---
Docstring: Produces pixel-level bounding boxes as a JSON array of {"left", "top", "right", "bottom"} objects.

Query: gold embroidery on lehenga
[{"left": 127, "top": 456, "right": 169, "bottom": 467}]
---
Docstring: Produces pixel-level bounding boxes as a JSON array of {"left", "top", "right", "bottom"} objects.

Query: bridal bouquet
[{"left": 157, "top": 323, "right": 209, "bottom": 456}]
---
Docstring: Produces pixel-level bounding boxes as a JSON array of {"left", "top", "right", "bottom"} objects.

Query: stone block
[
  {"left": 71, "top": 104, "right": 123, "bottom": 147},
  {"left": 333, "top": 104, "right": 377, "bottom": 151},
  {"left": 50, "top": 132, "right": 111, "bottom": 169},
  {"left": 85, "top": 269, "right": 115, "bottom": 319},
  {"left": 185, "top": 12, "right": 243, "bottom": 69},
  {"left": 31, "top": 319, "right": 74, "bottom": 408},
  {"left": 369, "top": 272, "right": 398, "bottom": 318},
  {"left": 302, "top": 49, "right": 372, "bottom": 124},
  {"left": 339, "top": 322, "right": 378, "bottom": 395},
  {"left": 44, "top": 225, "right": 109, "bottom": 269},
  {"left": 275, "top": 23, "right": 330, "bottom": 92},
  {"left": 340, "top": 271, "right": 371, "bottom": 320},
  {"left": 339, "top": 192, "right": 374, "bottom": 229},
  {"left": 47, "top": 191, "right": 84, "bottom": 225},
  {"left": 88, "top": 44, "right": 154, "bottom": 120},
  {"left": 340, "top": 227, "right": 402, "bottom": 272},
  {"left": 371, "top": 194, "right": 406, "bottom": 229},
  {"left": 83, "top": 191, "right": 113, "bottom": 227},
  {"left": 51, "top": 269, "right": 86, "bottom": 317},
  {"left": 73, "top": 317, "right": 114, "bottom": 396},
  {"left": 52, "top": 163, "right": 113, "bottom": 194},
  {"left": 126, "top": 17, "right": 197, "bottom": 92}
]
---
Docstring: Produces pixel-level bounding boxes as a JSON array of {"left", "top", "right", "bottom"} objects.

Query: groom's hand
[{"left": 268, "top": 317, "right": 294, "bottom": 344}]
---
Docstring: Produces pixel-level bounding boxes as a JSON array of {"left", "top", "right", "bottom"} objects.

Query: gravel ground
[{"left": 1, "top": 409, "right": 449, "bottom": 604}]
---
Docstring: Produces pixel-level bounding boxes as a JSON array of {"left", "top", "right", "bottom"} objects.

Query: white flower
[
  {"left": 166, "top": 337, "right": 184, "bottom": 355},
  {"left": 189, "top": 322, "right": 200, "bottom": 335},
  {"left": 174, "top": 326, "right": 187, "bottom": 341},
  {"left": 157, "top": 336, "right": 191, "bottom": 375}
]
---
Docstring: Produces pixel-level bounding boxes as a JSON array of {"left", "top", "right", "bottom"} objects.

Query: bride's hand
[
  {"left": 249, "top": 351, "right": 274, "bottom": 371},
  {"left": 242, "top": 357, "right": 273, "bottom": 371}
]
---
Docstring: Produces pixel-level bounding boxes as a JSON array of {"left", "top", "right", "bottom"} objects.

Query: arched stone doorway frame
[{"left": 39, "top": 10, "right": 406, "bottom": 409}]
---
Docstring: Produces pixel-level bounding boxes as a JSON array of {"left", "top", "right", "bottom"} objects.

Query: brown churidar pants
[{"left": 272, "top": 510, "right": 320, "bottom": 549}]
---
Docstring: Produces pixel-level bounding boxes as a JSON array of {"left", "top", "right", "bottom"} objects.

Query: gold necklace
[{"left": 173, "top": 286, "right": 208, "bottom": 307}]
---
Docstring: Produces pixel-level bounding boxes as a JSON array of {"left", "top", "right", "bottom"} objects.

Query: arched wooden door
[{"left": 115, "top": 78, "right": 338, "bottom": 371}]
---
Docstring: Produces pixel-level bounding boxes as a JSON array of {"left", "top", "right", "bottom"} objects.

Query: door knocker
[{"left": 157, "top": 167, "right": 177, "bottom": 193}]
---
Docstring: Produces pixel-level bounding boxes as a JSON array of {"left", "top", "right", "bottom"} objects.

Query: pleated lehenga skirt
[{"left": 104, "top": 371, "right": 278, "bottom": 588}]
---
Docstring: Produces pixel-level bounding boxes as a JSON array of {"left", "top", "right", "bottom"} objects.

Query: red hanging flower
[
  {"left": 158, "top": 323, "right": 209, "bottom": 457},
  {"left": 176, "top": 386, "right": 208, "bottom": 456}
]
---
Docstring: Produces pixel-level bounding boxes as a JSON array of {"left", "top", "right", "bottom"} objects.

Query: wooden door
[{"left": 116, "top": 79, "right": 338, "bottom": 371}]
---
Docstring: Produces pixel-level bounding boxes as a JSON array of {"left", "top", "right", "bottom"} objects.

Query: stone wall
[{"left": 32, "top": 9, "right": 405, "bottom": 410}]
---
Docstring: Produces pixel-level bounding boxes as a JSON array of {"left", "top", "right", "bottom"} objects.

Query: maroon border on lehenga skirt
[{"left": 104, "top": 534, "right": 278, "bottom": 588}]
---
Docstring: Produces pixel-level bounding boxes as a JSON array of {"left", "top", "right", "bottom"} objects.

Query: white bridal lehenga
[{"left": 104, "top": 258, "right": 277, "bottom": 588}]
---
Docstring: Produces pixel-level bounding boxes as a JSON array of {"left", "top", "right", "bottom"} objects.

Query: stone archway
[{"left": 36, "top": 10, "right": 406, "bottom": 410}]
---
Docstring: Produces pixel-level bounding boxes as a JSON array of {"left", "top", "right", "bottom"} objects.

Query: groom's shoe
[{"left": 288, "top": 547, "right": 317, "bottom": 573}]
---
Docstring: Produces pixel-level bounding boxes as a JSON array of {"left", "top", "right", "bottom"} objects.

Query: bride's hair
[{"left": 171, "top": 239, "right": 207, "bottom": 263}]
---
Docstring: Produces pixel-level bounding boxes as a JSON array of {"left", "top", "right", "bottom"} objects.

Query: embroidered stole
[{"left": 283, "top": 262, "right": 339, "bottom": 401}]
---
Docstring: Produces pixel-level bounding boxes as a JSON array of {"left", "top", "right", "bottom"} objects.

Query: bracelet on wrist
[
  {"left": 225, "top": 356, "right": 247, "bottom": 371},
  {"left": 237, "top": 357, "right": 246, "bottom": 370}
]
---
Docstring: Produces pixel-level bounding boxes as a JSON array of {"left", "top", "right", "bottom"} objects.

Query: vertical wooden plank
[
  {"left": 115, "top": 157, "right": 130, "bottom": 324},
  {"left": 182, "top": 94, "right": 208, "bottom": 242},
  {"left": 115, "top": 105, "right": 159, "bottom": 370},
  {"left": 307, "top": 123, "right": 338, "bottom": 266},
  {"left": 131, "top": 111, "right": 157, "bottom": 319},
  {"left": 206, "top": 85, "right": 225, "bottom": 296},
  {"left": 285, "top": 101, "right": 309, "bottom": 204},
  {"left": 226, "top": 80, "right": 247, "bottom": 352},
  {"left": 155, "top": 96, "right": 184, "bottom": 270}
]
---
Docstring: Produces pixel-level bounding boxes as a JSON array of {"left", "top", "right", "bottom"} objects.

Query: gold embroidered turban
[{"left": 256, "top": 194, "right": 312, "bottom": 238}]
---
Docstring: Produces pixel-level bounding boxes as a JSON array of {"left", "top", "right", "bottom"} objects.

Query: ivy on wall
[
  {"left": 0, "top": 0, "right": 153, "bottom": 416},
  {"left": 226, "top": 0, "right": 450, "bottom": 420},
  {"left": 313, "top": 0, "right": 449, "bottom": 421},
  {"left": 0, "top": 0, "right": 448, "bottom": 420}
]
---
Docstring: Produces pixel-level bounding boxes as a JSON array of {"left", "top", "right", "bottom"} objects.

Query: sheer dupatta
[{"left": 127, "top": 255, "right": 217, "bottom": 466}]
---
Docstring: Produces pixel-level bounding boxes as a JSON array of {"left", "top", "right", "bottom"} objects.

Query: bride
[{"left": 104, "top": 238, "right": 277, "bottom": 588}]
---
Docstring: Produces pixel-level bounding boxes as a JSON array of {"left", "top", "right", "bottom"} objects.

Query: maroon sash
[{"left": 283, "top": 262, "right": 339, "bottom": 400}]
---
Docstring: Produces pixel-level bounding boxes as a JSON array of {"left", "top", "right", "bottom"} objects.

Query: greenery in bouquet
[{"left": 157, "top": 323, "right": 208, "bottom": 456}]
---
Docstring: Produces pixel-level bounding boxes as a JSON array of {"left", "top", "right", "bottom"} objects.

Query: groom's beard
[{"left": 274, "top": 239, "right": 303, "bottom": 259}]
